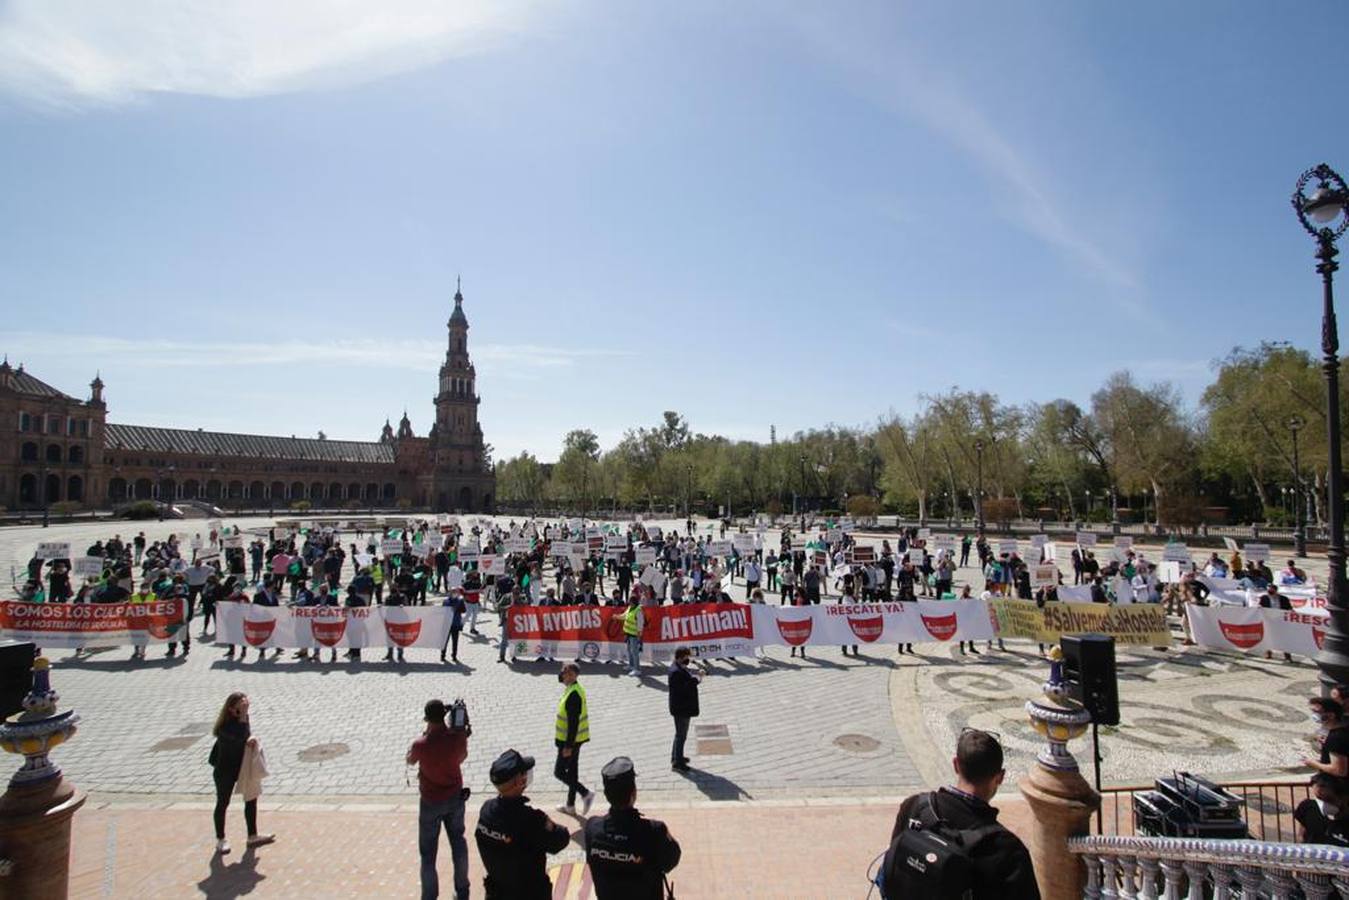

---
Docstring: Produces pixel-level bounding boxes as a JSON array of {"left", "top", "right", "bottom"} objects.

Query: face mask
[{"left": 524, "top": 769, "right": 533, "bottom": 790}]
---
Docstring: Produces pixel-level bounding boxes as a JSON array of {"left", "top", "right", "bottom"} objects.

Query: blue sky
[{"left": 1, "top": 1, "right": 1344, "bottom": 461}]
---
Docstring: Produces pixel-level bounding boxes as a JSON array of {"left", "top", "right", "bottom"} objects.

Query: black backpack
[{"left": 879, "top": 793, "right": 1003, "bottom": 900}]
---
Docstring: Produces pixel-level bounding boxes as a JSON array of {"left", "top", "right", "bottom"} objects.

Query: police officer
[
  {"left": 475, "top": 749, "right": 571, "bottom": 900},
  {"left": 584, "top": 757, "right": 682, "bottom": 899}
]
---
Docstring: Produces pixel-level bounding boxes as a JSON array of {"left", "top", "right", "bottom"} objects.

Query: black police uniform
[
  {"left": 475, "top": 795, "right": 570, "bottom": 900},
  {"left": 584, "top": 805, "right": 681, "bottom": 898}
]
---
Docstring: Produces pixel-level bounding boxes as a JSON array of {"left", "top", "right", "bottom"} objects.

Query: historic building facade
[{"left": 0, "top": 288, "right": 494, "bottom": 513}]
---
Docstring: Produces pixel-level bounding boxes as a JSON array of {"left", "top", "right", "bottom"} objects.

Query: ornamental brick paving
[{"left": 0, "top": 517, "right": 1329, "bottom": 896}]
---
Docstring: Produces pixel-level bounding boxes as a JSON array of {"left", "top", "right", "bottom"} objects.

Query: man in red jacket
[{"left": 407, "top": 699, "right": 471, "bottom": 900}]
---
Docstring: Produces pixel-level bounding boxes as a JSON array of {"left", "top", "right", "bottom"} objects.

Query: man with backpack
[{"left": 882, "top": 728, "right": 1039, "bottom": 899}]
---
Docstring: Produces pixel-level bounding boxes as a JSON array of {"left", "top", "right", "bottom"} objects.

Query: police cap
[
  {"left": 489, "top": 748, "right": 535, "bottom": 785},
  {"left": 601, "top": 756, "right": 637, "bottom": 788}
]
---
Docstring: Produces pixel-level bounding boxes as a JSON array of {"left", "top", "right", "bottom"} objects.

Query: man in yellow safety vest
[
  {"left": 554, "top": 662, "right": 595, "bottom": 815},
  {"left": 622, "top": 595, "right": 645, "bottom": 677}
]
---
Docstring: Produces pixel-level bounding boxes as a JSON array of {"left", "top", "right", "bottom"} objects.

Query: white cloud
[
  {"left": 0, "top": 331, "right": 629, "bottom": 378},
  {"left": 0, "top": 0, "right": 543, "bottom": 109}
]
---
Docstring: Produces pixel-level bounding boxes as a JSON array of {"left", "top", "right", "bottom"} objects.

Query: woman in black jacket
[{"left": 209, "top": 692, "right": 274, "bottom": 854}]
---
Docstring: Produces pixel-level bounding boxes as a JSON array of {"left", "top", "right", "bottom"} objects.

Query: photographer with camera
[{"left": 406, "top": 698, "right": 472, "bottom": 900}]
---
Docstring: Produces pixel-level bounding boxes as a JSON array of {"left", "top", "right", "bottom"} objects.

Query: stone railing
[{"left": 1069, "top": 834, "right": 1349, "bottom": 899}]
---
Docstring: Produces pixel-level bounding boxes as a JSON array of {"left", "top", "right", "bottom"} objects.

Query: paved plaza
[{"left": 0, "top": 517, "right": 1330, "bottom": 896}]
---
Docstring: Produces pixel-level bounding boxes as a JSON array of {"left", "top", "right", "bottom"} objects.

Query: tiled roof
[
  {"left": 6, "top": 368, "right": 77, "bottom": 400},
  {"left": 104, "top": 423, "right": 395, "bottom": 465}
]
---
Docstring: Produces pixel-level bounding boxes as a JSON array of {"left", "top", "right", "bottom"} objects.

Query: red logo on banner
[
  {"left": 1314, "top": 627, "right": 1326, "bottom": 650},
  {"left": 1219, "top": 620, "right": 1264, "bottom": 649},
  {"left": 243, "top": 617, "right": 277, "bottom": 646},
  {"left": 604, "top": 615, "right": 627, "bottom": 643},
  {"left": 847, "top": 615, "right": 884, "bottom": 642},
  {"left": 311, "top": 618, "right": 348, "bottom": 647},
  {"left": 147, "top": 621, "right": 179, "bottom": 640},
  {"left": 385, "top": 619, "right": 422, "bottom": 647},
  {"left": 776, "top": 618, "right": 813, "bottom": 646},
  {"left": 921, "top": 613, "right": 959, "bottom": 642}
]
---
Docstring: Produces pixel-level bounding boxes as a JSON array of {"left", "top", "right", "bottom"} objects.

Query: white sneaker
[
  {"left": 246, "top": 833, "right": 275, "bottom": 848},
  {"left": 556, "top": 804, "right": 575, "bottom": 814},
  {"left": 215, "top": 839, "right": 230, "bottom": 855},
  {"left": 627, "top": 669, "right": 640, "bottom": 676},
  {"left": 580, "top": 790, "right": 595, "bottom": 816}
]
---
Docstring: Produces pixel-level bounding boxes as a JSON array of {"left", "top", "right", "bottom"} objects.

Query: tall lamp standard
[
  {"left": 1293, "top": 163, "right": 1349, "bottom": 692},
  {"left": 1289, "top": 416, "right": 1307, "bottom": 557},
  {"left": 41, "top": 465, "right": 50, "bottom": 528},
  {"left": 798, "top": 455, "right": 807, "bottom": 514},
  {"left": 685, "top": 464, "right": 693, "bottom": 519},
  {"left": 974, "top": 439, "right": 985, "bottom": 533}
]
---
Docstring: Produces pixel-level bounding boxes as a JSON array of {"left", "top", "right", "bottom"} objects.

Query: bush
[
  {"left": 50, "top": 501, "right": 82, "bottom": 517},
  {"left": 289, "top": 499, "right": 312, "bottom": 512},
  {"left": 846, "top": 495, "right": 881, "bottom": 519},
  {"left": 123, "top": 500, "right": 160, "bottom": 520}
]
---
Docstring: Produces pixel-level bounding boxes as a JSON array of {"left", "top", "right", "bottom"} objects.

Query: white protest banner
[
  {"left": 839, "top": 517, "right": 856, "bottom": 532},
  {"left": 635, "top": 546, "right": 657, "bottom": 566},
  {"left": 408, "top": 543, "right": 432, "bottom": 559},
  {"left": 647, "top": 525, "right": 663, "bottom": 540},
  {"left": 478, "top": 555, "right": 503, "bottom": 577},
  {"left": 72, "top": 556, "right": 105, "bottom": 577},
  {"left": 1162, "top": 543, "right": 1192, "bottom": 562},
  {"left": 1030, "top": 534, "right": 1049, "bottom": 548},
  {"left": 1075, "top": 531, "right": 1097, "bottom": 547},
  {"left": 917, "top": 528, "right": 932, "bottom": 540},
  {"left": 299, "top": 520, "right": 314, "bottom": 531},
  {"left": 1244, "top": 542, "right": 1272, "bottom": 563},
  {"left": 217, "top": 602, "right": 453, "bottom": 650},
  {"left": 505, "top": 537, "right": 531, "bottom": 554},
  {"left": 752, "top": 599, "right": 994, "bottom": 648},
  {"left": 1186, "top": 604, "right": 1325, "bottom": 658},
  {"left": 705, "top": 540, "right": 732, "bottom": 557},
  {"left": 933, "top": 535, "right": 958, "bottom": 554},
  {"left": 1031, "top": 564, "right": 1059, "bottom": 588},
  {"left": 732, "top": 533, "right": 757, "bottom": 554},
  {"left": 1222, "top": 537, "right": 1239, "bottom": 552},
  {"left": 34, "top": 542, "right": 71, "bottom": 560},
  {"left": 355, "top": 553, "right": 373, "bottom": 568},
  {"left": 998, "top": 539, "right": 1018, "bottom": 557},
  {"left": 586, "top": 527, "right": 603, "bottom": 539},
  {"left": 0, "top": 598, "right": 186, "bottom": 648},
  {"left": 222, "top": 535, "right": 244, "bottom": 549},
  {"left": 823, "top": 529, "right": 843, "bottom": 545},
  {"left": 1114, "top": 536, "right": 1134, "bottom": 551},
  {"left": 380, "top": 539, "right": 404, "bottom": 557}
]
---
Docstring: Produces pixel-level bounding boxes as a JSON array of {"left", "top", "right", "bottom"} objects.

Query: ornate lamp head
[{"left": 0, "top": 657, "right": 79, "bottom": 786}]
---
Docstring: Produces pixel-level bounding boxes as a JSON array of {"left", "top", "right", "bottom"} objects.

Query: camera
[{"left": 447, "top": 698, "right": 470, "bottom": 732}]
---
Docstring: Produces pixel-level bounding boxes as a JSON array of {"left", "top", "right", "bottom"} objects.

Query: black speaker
[
  {"left": 0, "top": 642, "right": 37, "bottom": 721},
  {"left": 1061, "top": 633, "right": 1119, "bottom": 726}
]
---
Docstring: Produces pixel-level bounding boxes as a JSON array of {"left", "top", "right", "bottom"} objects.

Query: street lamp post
[
  {"left": 798, "top": 455, "right": 807, "bottom": 514},
  {"left": 1290, "top": 416, "right": 1307, "bottom": 557},
  {"left": 155, "top": 467, "right": 164, "bottom": 521},
  {"left": 41, "top": 466, "right": 50, "bottom": 528},
  {"left": 685, "top": 464, "right": 693, "bottom": 519},
  {"left": 1293, "top": 163, "right": 1349, "bottom": 692},
  {"left": 974, "top": 439, "right": 985, "bottom": 533}
]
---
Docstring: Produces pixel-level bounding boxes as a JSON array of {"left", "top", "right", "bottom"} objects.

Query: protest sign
[
  {"left": 751, "top": 599, "right": 993, "bottom": 648},
  {"left": 1162, "top": 543, "right": 1192, "bottom": 562},
  {"left": 647, "top": 525, "right": 663, "bottom": 540},
  {"left": 1244, "top": 542, "right": 1271, "bottom": 563},
  {"left": 1030, "top": 534, "right": 1049, "bottom": 548},
  {"left": 380, "top": 539, "right": 404, "bottom": 557},
  {"left": 635, "top": 546, "right": 657, "bottom": 565},
  {"left": 1222, "top": 537, "right": 1239, "bottom": 552},
  {"left": 988, "top": 598, "right": 1169, "bottom": 645},
  {"left": 0, "top": 598, "right": 186, "bottom": 648},
  {"left": 851, "top": 546, "right": 877, "bottom": 564},
  {"left": 222, "top": 535, "right": 243, "bottom": 549},
  {"left": 34, "top": 542, "right": 71, "bottom": 560},
  {"left": 1114, "top": 536, "right": 1133, "bottom": 550},
  {"left": 732, "top": 533, "right": 757, "bottom": 554},
  {"left": 217, "top": 602, "right": 452, "bottom": 650},
  {"left": 824, "top": 529, "right": 843, "bottom": 545},
  {"left": 478, "top": 555, "right": 503, "bottom": 577},
  {"left": 71, "top": 556, "right": 105, "bottom": 578},
  {"left": 705, "top": 540, "right": 732, "bottom": 557},
  {"left": 505, "top": 537, "right": 531, "bottom": 554},
  {"left": 1075, "top": 531, "right": 1097, "bottom": 547},
  {"left": 1031, "top": 564, "right": 1059, "bottom": 588},
  {"left": 998, "top": 539, "right": 1018, "bottom": 557}
]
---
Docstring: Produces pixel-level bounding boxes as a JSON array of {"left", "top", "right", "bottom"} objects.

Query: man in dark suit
[{"left": 668, "top": 646, "right": 703, "bottom": 772}]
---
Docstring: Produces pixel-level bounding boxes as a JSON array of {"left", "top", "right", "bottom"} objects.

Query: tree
[
  {"left": 496, "top": 452, "right": 547, "bottom": 513},
  {"left": 553, "top": 430, "right": 600, "bottom": 512},
  {"left": 1091, "top": 372, "right": 1195, "bottom": 521}
]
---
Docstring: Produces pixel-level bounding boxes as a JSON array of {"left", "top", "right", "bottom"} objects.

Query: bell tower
[{"left": 430, "top": 280, "right": 493, "bottom": 512}]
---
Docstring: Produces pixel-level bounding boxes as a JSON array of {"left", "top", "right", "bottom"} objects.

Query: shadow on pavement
[
  {"left": 196, "top": 846, "right": 265, "bottom": 898},
  {"left": 676, "top": 768, "right": 753, "bottom": 801}
]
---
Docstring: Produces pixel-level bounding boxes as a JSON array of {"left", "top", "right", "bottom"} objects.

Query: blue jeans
[
  {"left": 418, "top": 794, "right": 469, "bottom": 900},
  {"left": 626, "top": 635, "right": 641, "bottom": 671}
]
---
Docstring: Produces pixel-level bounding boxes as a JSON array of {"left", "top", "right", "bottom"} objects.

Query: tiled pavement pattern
[{"left": 69, "top": 798, "right": 1037, "bottom": 899}]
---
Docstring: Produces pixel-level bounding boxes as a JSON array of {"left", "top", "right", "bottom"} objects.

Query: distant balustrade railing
[{"left": 1069, "top": 835, "right": 1349, "bottom": 899}]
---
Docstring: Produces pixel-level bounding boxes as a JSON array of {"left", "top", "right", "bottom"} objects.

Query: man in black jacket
[
  {"left": 584, "top": 757, "right": 681, "bottom": 899},
  {"left": 890, "top": 729, "right": 1039, "bottom": 899},
  {"left": 668, "top": 646, "right": 703, "bottom": 772}
]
